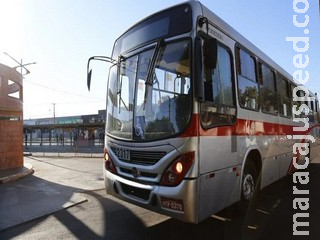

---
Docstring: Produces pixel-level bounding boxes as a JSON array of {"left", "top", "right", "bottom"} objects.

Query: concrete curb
[
  {"left": 24, "top": 152, "right": 103, "bottom": 158},
  {"left": 0, "top": 163, "right": 34, "bottom": 184}
]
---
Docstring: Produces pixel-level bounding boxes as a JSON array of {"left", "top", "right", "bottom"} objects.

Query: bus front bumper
[{"left": 104, "top": 170, "right": 198, "bottom": 223}]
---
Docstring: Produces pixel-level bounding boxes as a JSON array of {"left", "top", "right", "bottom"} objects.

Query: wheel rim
[{"left": 242, "top": 173, "right": 255, "bottom": 201}]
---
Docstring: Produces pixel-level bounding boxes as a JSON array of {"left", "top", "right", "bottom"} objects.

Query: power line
[
  {"left": 26, "top": 80, "right": 104, "bottom": 101},
  {"left": 24, "top": 98, "right": 104, "bottom": 105}
]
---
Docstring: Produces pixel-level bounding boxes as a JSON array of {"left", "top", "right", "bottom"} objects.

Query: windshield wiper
[
  {"left": 117, "top": 56, "right": 130, "bottom": 113},
  {"left": 140, "top": 39, "right": 164, "bottom": 111},
  {"left": 145, "top": 39, "right": 163, "bottom": 86}
]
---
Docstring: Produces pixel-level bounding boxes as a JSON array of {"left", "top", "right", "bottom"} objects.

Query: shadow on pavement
[
  {"left": 0, "top": 174, "right": 85, "bottom": 231},
  {"left": 146, "top": 163, "right": 320, "bottom": 240},
  {"left": 1, "top": 162, "right": 319, "bottom": 240},
  {"left": 0, "top": 188, "right": 146, "bottom": 240}
]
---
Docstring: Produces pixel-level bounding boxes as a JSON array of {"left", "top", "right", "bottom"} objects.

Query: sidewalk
[
  {"left": 0, "top": 157, "right": 103, "bottom": 231},
  {"left": 0, "top": 163, "right": 34, "bottom": 184},
  {"left": 0, "top": 145, "right": 103, "bottom": 185}
]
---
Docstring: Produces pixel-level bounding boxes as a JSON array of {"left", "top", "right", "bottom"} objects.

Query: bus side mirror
[
  {"left": 195, "top": 37, "right": 204, "bottom": 101},
  {"left": 87, "top": 56, "right": 94, "bottom": 91},
  {"left": 204, "top": 38, "right": 217, "bottom": 70},
  {"left": 87, "top": 69, "right": 92, "bottom": 91}
]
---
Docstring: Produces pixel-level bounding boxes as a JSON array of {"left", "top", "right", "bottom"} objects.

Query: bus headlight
[
  {"left": 104, "top": 148, "right": 117, "bottom": 174},
  {"left": 160, "top": 152, "right": 195, "bottom": 186},
  {"left": 175, "top": 162, "right": 183, "bottom": 174}
]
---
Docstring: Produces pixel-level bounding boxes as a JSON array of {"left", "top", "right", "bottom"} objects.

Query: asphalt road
[{"left": 0, "top": 156, "right": 319, "bottom": 240}]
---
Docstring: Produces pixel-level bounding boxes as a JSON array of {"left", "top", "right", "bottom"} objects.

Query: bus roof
[
  {"left": 113, "top": 0, "right": 316, "bottom": 97},
  {"left": 196, "top": 1, "right": 316, "bottom": 97}
]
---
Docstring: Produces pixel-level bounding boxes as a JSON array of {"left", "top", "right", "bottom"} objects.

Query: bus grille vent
[
  {"left": 120, "top": 183, "right": 151, "bottom": 201},
  {"left": 110, "top": 147, "right": 166, "bottom": 165}
]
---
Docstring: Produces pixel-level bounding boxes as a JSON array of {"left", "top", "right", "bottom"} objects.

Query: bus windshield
[{"left": 107, "top": 40, "right": 192, "bottom": 141}]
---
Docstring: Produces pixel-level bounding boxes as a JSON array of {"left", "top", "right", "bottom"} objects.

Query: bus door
[{"left": 197, "top": 41, "right": 239, "bottom": 219}]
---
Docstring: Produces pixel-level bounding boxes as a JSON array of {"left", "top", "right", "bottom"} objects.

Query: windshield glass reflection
[{"left": 107, "top": 40, "right": 191, "bottom": 141}]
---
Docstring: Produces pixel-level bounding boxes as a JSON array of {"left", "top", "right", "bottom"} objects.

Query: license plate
[
  {"left": 114, "top": 148, "right": 130, "bottom": 161},
  {"left": 161, "top": 197, "right": 184, "bottom": 212}
]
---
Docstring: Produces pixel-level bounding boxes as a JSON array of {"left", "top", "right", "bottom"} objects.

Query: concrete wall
[{"left": 0, "top": 63, "right": 23, "bottom": 169}]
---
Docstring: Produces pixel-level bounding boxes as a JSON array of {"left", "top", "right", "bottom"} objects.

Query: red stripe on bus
[
  {"left": 181, "top": 114, "right": 314, "bottom": 138},
  {"left": 180, "top": 114, "right": 320, "bottom": 175}
]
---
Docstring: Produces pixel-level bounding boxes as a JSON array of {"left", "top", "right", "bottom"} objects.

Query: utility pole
[{"left": 52, "top": 103, "right": 56, "bottom": 125}]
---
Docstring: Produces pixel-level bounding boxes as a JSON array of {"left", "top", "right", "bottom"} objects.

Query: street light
[{"left": 3, "top": 52, "right": 37, "bottom": 76}]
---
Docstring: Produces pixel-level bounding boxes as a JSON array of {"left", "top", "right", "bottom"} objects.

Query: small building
[
  {"left": 23, "top": 110, "right": 106, "bottom": 148},
  {"left": 0, "top": 63, "right": 23, "bottom": 170}
]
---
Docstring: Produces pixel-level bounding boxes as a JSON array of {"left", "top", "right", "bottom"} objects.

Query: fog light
[{"left": 168, "top": 172, "right": 175, "bottom": 183}]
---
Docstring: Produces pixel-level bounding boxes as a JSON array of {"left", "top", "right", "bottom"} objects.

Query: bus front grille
[
  {"left": 130, "top": 150, "right": 166, "bottom": 165},
  {"left": 111, "top": 147, "right": 166, "bottom": 165}
]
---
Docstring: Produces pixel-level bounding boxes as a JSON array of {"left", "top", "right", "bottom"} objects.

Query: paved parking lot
[{"left": 0, "top": 155, "right": 319, "bottom": 239}]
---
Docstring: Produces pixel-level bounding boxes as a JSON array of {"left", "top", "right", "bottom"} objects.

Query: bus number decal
[{"left": 115, "top": 148, "right": 130, "bottom": 161}]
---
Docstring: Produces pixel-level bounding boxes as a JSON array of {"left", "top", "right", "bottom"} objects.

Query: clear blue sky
[{"left": 0, "top": 0, "right": 319, "bottom": 119}]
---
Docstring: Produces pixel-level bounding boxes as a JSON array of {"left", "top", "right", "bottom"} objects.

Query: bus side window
[
  {"left": 277, "top": 76, "right": 292, "bottom": 118},
  {"left": 236, "top": 47, "right": 259, "bottom": 110},
  {"left": 293, "top": 88, "right": 307, "bottom": 118},
  {"left": 308, "top": 99, "right": 315, "bottom": 123},
  {"left": 201, "top": 44, "right": 236, "bottom": 128},
  {"left": 316, "top": 100, "right": 320, "bottom": 123},
  {"left": 292, "top": 84, "right": 302, "bottom": 118},
  {"left": 204, "top": 45, "right": 234, "bottom": 106},
  {"left": 259, "top": 62, "right": 278, "bottom": 115}
]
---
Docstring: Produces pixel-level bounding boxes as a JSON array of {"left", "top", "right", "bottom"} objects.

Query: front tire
[
  {"left": 241, "top": 160, "right": 257, "bottom": 202},
  {"left": 236, "top": 160, "right": 260, "bottom": 215}
]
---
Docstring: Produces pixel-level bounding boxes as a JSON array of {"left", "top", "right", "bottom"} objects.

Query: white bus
[{"left": 87, "top": 1, "right": 320, "bottom": 223}]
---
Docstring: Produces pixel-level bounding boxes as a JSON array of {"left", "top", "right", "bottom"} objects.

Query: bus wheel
[
  {"left": 236, "top": 160, "right": 259, "bottom": 214},
  {"left": 242, "top": 160, "right": 257, "bottom": 201}
]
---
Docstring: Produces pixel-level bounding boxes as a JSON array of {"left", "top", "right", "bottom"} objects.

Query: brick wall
[
  {"left": 0, "top": 64, "right": 23, "bottom": 170},
  {"left": 0, "top": 120, "right": 23, "bottom": 169}
]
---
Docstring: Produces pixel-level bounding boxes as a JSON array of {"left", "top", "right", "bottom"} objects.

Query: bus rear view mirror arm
[
  {"left": 86, "top": 56, "right": 117, "bottom": 91},
  {"left": 198, "top": 17, "right": 218, "bottom": 70}
]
